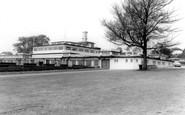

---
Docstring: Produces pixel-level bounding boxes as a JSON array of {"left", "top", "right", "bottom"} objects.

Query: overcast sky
[{"left": 0, "top": 0, "right": 184, "bottom": 53}]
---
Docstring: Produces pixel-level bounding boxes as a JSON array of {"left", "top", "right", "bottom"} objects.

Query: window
[
  {"left": 44, "top": 47, "right": 47, "bottom": 51},
  {"left": 38, "top": 48, "right": 41, "bottom": 51},
  {"left": 153, "top": 61, "right": 156, "bottom": 65},
  {"left": 78, "top": 60, "right": 83, "bottom": 65},
  {"left": 48, "top": 47, "right": 52, "bottom": 50},
  {"left": 90, "top": 50, "right": 95, "bottom": 53},
  {"left": 126, "top": 59, "right": 128, "bottom": 63},
  {"left": 86, "top": 60, "right": 91, "bottom": 66},
  {"left": 72, "top": 48, "right": 77, "bottom": 51},
  {"left": 59, "top": 46, "right": 63, "bottom": 50},
  {"left": 162, "top": 62, "right": 165, "bottom": 65},
  {"left": 72, "top": 60, "right": 76, "bottom": 65},
  {"left": 158, "top": 61, "right": 161, "bottom": 65},
  {"left": 114, "top": 59, "right": 118, "bottom": 62},
  {"left": 79, "top": 48, "right": 83, "bottom": 52},
  {"left": 94, "top": 60, "right": 99, "bottom": 66},
  {"left": 34, "top": 48, "right": 37, "bottom": 51},
  {"left": 130, "top": 59, "right": 133, "bottom": 63},
  {"left": 85, "top": 49, "right": 89, "bottom": 52},
  {"left": 31, "top": 60, "right": 34, "bottom": 63},
  {"left": 66, "top": 46, "right": 71, "bottom": 50},
  {"left": 136, "top": 59, "right": 138, "bottom": 63},
  {"left": 53, "top": 47, "right": 58, "bottom": 50}
]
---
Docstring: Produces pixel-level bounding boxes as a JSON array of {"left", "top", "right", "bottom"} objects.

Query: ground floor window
[
  {"left": 78, "top": 60, "right": 83, "bottom": 66},
  {"left": 153, "top": 61, "right": 156, "bottom": 65},
  {"left": 86, "top": 60, "right": 91, "bottom": 66},
  {"left": 94, "top": 60, "right": 99, "bottom": 66},
  {"left": 72, "top": 60, "right": 76, "bottom": 65}
]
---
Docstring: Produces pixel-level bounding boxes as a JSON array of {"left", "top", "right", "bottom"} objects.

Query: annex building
[{"left": 0, "top": 31, "right": 173, "bottom": 70}]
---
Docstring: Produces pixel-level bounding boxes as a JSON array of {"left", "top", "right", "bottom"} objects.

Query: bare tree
[{"left": 102, "top": 0, "right": 177, "bottom": 70}]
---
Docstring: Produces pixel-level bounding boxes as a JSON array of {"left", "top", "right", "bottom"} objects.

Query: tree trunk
[
  {"left": 142, "top": 48, "right": 147, "bottom": 70},
  {"left": 142, "top": 40, "right": 148, "bottom": 70}
]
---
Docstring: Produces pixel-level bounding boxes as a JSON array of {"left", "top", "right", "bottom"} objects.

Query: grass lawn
[{"left": 0, "top": 69, "right": 185, "bottom": 115}]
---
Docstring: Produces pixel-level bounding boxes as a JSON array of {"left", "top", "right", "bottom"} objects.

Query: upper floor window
[
  {"left": 90, "top": 50, "right": 95, "bottom": 53},
  {"left": 79, "top": 48, "right": 83, "bottom": 52},
  {"left": 44, "top": 47, "right": 47, "bottom": 51},
  {"left": 48, "top": 47, "right": 52, "bottom": 50},
  {"left": 59, "top": 46, "right": 63, "bottom": 50},
  {"left": 72, "top": 48, "right": 77, "bottom": 51},
  {"left": 85, "top": 49, "right": 89, "bottom": 52},
  {"left": 53, "top": 47, "right": 59, "bottom": 50},
  {"left": 66, "top": 46, "right": 71, "bottom": 50}
]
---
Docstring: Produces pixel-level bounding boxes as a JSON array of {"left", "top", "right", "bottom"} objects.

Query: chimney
[{"left": 82, "top": 31, "right": 88, "bottom": 42}]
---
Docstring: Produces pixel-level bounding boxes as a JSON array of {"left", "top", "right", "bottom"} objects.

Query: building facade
[{"left": 0, "top": 32, "right": 174, "bottom": 70}]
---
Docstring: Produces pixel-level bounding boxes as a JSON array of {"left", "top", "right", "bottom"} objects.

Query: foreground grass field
[{"left": 0, "top": 69, "right": 185, "bottom": 115}]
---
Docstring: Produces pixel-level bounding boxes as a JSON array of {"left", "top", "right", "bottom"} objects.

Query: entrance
[{"left": 102, "top": 59, "right": 110, "bottom": 69}]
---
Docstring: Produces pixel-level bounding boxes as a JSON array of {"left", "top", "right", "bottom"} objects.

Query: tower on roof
[{"left": 82, "top": 31, "right": 88, "bottom": 42}]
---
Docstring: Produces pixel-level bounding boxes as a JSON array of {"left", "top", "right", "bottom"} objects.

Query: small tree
[
  {"left": 13, "top": 35, "right": 50, "bottom": 54},
  {"left": 102, "top": 0, "right": 177, "bottom": 70}
]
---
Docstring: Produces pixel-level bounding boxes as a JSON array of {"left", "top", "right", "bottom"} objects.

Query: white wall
[
  {"left": 110, "top": 58, "right": 173, "bottom": 70},
  {"left": 110, "top": 58, "right": 142, "bottom": 70}
]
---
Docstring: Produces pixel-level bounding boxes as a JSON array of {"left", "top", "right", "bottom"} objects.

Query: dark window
[
  {"left": 85, "top": 49, "right": 89, "bottom": 52},
  {"left": 79, "top": 48, "right": 83, "bottom": 52},
  {"left": 126, "top": 59, "right": 128, "bottom": 63},
  {"left": 90, "top": 50, "right": 95, "bottom": 53},
  {"left": 59, "top": 46, "right": 63, "bottom": 50},
  {"left": 49, "top": 47, "right": 52, "bottom": 50},
  {"left": 94, "top": 60, "right": 99, "bottom": 66},
  {"left": 66, "top": 46, "right": 71, "bottom": 50},
  {"left": 130, "top": 59, "right": 133, "bottom": 63},
  {"left": 114, "top": 59, "right": 118, "bottom": 62},
  {"left": 72, "top": 48, "right": 77, "bottom": 51},
  {"left": 86, "top": 60, "right": 91, "bottom": 66},
  {"left": 136, "top": 59, "right": 138, "bottom": 62},
  {"left": 72, "top": 60, "right": 76, "bottom": 65},
  {"left": 34, "top": 48, "right": 37, "bottom": 51}
]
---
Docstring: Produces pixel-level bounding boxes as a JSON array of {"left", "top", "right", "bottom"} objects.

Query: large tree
[
  {"left": 13, "top": 34, "right": 50, "bottom": 54},
  {"left": 102, "top": 0, "right": 177, "bottom": 70}
]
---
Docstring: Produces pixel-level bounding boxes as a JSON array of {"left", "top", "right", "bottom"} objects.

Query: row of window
[
  {"left": 114, "top": 59, "right": 171, "bottom": 66},
  {"left": 114, "top": 59, "right": 139, "bottom": 63},
  {"left": 34, "top": 46, "right": 100, "bottom": 54},
  {"left": 34, "top": 46, "right": 64, "bottom": 51},
  {"left": 71, "top": 60, "right": 99, "bottom": 66}
]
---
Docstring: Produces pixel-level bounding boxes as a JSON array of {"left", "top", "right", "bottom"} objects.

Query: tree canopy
[
  {"left": 102, "top": 0, "right": 177, "bottom": 70},
  {"left": 13, "top": 35, "right": 50, "bottom": 54}
]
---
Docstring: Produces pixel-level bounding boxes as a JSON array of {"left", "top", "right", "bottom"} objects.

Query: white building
[{"left": 0, "top": 31, "right": 174, "bottom": 70}]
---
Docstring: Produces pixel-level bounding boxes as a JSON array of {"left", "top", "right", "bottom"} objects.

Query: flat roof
[{"left": 33, "top": 43, "right": 101, "bottom": 50}]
